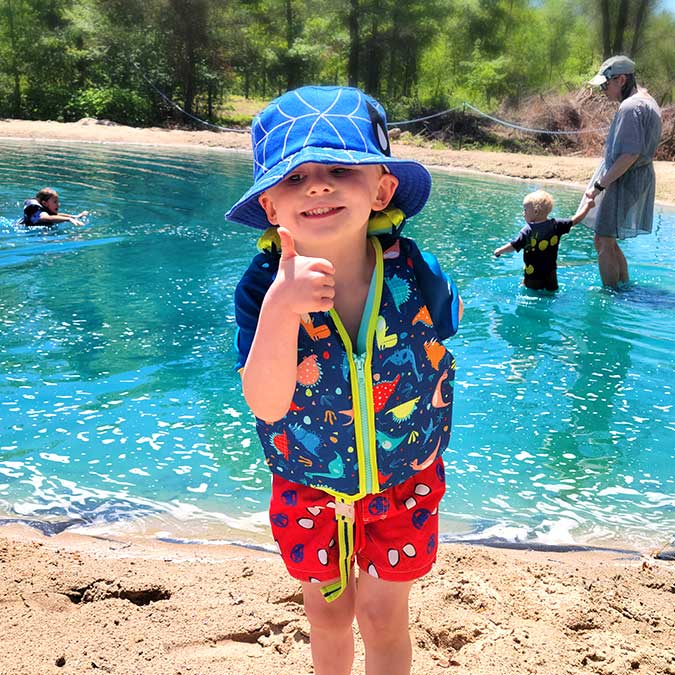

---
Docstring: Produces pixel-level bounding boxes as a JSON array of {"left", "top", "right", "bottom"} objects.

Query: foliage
[
  {"left": 0, "top": 0, "right": 673, "bottom": 129},
  {"left": 66, "top": 86, "right": 155, "bottom": 125}
]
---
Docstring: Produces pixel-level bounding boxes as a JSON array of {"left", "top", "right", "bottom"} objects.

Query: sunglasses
[{"left": 600, "top": 75, "right": 620, "bottom": 91}]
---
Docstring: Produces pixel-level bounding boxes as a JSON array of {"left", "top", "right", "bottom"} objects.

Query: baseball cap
[{"left": 589, "top": 55, "right": 635, "bottom": 86}]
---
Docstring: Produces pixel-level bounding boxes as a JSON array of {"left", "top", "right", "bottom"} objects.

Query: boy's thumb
[{"left": 278, "top": 227, "right": 297, "bottom": 260}]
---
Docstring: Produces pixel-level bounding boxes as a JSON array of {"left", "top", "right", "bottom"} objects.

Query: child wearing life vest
[
  {"left": 228, "top": 86, "right": 462, "bottom": 675},
  {"left": 494, "top": 189, "right": 593, "bottom": 291},
  {"left": 20, "top": 188, "right": 87, "bottom": 227}
]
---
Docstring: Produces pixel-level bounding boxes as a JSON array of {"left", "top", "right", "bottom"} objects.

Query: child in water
[
  {"left": 494, "top": 189, "right": 593, "bottom": 291},
  {"left": 20, "top": 188, "right": 87, "bottom": 227},
  {"left": 228, "top": 85, "right": 462, "bottom": 675}
]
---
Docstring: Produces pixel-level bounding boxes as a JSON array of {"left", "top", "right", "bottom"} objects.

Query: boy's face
[
  {"left": 41, "top": 194, "right": 59, "bottom": 214},
  {"left": 258, "top": 162, "right": 398, "bottom": 247}
]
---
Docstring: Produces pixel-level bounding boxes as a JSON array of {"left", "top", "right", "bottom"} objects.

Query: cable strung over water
[{"left": 135, "top": 65, "right": 248, "bottom": 134}]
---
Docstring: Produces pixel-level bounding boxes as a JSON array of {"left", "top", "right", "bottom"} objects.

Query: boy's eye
[
  {"left": 286, "top": 173, "right": 304, "bottom": 183},
  {"left": 331, "top": 167, "right": 349, "bottom": 175}
]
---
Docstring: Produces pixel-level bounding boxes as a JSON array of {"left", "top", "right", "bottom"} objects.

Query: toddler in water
[
  {"left": 228, "top": 85, "right": 462, "bottom": 675},
  {"left": 494, "top": 189, "right": 593, "bottom": 291},
  {"left": 19, "top": 188, "right": 87, "bottom": 227}
]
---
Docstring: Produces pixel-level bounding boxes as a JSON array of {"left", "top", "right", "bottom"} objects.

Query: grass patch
[{"left": 215, "top": 95, "right": 269, "bottom": 127}]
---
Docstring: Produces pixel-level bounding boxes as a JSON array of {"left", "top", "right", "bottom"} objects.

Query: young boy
[
  {"left": 19, "top": 188, "right": 87, "bottom": 227},
  {"left": 227, "top": 86, "right": 462, "bottom": 675},
  {"left": 494, "top": 189, "right": 593, "bottom": 291}
]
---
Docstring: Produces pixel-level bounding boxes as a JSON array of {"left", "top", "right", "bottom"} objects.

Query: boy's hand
[
  {"left": 273, "top": 227, "right": 335, "bottom": 315},
  {"left": 572, "top": 196, "right": 595, "bottom": 224}
]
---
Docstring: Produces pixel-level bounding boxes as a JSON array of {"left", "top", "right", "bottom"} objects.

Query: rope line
[
  {"left": 462, "top": 102, "right": 608, "bottom": 135},
  {"left": 133, "top": 66, "right": 608, "bottom": 138},
  {"left": 387, "top": 106, "right": 461, "bottom": 126},
  {"left": 387, "top": 102, "right": 608, "bottom": 136},
  {"left": 136, "top": 66, "right": 247, "bottom": 134}
]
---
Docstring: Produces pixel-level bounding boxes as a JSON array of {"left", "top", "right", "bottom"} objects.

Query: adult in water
[{"left": 584, "top": 55, "right": 662, "bottom": 288}]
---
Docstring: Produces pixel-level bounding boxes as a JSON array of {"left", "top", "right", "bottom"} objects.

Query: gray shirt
[{"left": 585, "top": 91, "right": 662, "bottom": 239}]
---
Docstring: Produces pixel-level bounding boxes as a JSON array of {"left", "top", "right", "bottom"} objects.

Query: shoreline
[{"left": 1, "top": 118, "right": 674, "bottom": 206}]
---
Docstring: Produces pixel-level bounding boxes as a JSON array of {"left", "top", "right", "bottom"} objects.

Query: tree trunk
[
  {"left": 6, "top": 0, "right": 22, "bottom": 116},
  {"left": 348, "top": 0, "right": 360, "bottom": 87},
  {"left": 629, "top": 0, "right": 652, "bottom": 56},
  {"left": 600, "top": 0, "right": 611, "bottom": 59},
  {"left": 612, "top": 0, "right": 629, "bottom": 54},
  {"left": 364, "top": 1, "right": 382, "bottom": 96},
  {"left": 285, "top": 0, "right": 297, "bottom": 90}
]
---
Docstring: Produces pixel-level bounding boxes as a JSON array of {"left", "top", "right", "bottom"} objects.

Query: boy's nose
[{"left": 305, "top": 170, "right": 334, "bottom": 195}]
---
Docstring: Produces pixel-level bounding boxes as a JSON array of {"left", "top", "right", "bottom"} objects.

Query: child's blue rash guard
[{"left": 235, "top": 233, "right": 460, "bottom": 500}]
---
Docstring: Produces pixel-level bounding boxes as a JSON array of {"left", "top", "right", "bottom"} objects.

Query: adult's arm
[{"left": 585, "top": 153, "right": 639, "bottom": 200}]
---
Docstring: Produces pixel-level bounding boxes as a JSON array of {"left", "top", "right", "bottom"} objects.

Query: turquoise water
[{"left": 0, "top": 139, "right": 673, "bottom": 551}]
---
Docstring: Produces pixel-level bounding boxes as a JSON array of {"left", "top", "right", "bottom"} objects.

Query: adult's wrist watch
[{"left": 594, "top": 181, "right": 605, "bottom": 192}]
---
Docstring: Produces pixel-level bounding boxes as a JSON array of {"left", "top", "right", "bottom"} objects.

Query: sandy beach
[
  {"left": 1, "top": 524, "right": 674, "bottom": 675},
  {"left": 1, "top": 118, "right": 674, "bottom": 675}
]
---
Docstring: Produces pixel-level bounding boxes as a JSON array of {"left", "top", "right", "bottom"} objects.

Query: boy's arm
[
  {"left": 494, "top": 242, "right": 515, "bottom": 257},
  {"left": 570, "top": 196, "right": 595, "bottom": 226},
  {"left": 58, "top": 211, "right": 89, "bottom": 219},
  {"left": 496, "top": 225, "right": 528, "bottom": 257},
  {"left": 241, "top": 228, "right": 335, "bottom": 423},
  {"left": 38, "top": 213, "right": 85, "bottom": 226}
]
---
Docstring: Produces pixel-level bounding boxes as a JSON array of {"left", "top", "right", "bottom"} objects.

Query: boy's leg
[
  {"left": 301, "top": 577, "right": 357, "bottom": 675},
  {"left": 355, "top": 575, "right": 414, "bottom": 675}
]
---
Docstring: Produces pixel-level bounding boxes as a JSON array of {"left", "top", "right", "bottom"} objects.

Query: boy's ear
[
  {"left": 372, "top": 172, "right": 399, "bottom": 212},
  {"left": 258, "top": 193, "right": 279, "bottom": 225}
]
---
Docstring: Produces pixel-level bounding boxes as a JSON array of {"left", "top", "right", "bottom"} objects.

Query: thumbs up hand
[{"left": 272, "top": 227, "right": 335, "bottom": 315}]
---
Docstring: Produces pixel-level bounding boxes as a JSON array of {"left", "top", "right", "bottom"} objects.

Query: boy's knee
[
  {"left": 356, "top": 601, "right": 407, "bottom": 642},
  {"left": 303, "top": 587, "right": 355, "bottom": 632}
]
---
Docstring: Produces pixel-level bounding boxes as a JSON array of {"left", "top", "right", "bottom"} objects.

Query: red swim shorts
[{"left": 269, "top": 457, "right": 446, "bottom": 583}]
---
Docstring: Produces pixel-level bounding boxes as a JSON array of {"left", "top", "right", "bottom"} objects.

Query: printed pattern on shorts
[{"left": 270, "top": 456, "right": 446, "bottom": 583}]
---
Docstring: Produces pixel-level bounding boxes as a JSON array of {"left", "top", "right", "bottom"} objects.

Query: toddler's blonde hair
[{"left": 523, "top": 190, "right": 554, "bottom": 220}]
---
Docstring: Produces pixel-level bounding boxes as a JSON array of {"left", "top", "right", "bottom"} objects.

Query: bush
[{"left": 66, "top": 87, "right": 155, "bottom": 126}]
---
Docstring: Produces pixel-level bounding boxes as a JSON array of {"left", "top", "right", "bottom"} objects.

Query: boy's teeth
[{"left": 305, "top": 207, "right": 334, "bottom": 216}]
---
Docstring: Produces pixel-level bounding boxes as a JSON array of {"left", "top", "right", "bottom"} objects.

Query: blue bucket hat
[{"left": 225, "top": 86, "right": 432, "bottom": 230}]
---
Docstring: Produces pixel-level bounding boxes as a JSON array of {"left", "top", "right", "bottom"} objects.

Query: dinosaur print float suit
[{"left": 235, "top": 228, "right": 460, "bottom": 600}]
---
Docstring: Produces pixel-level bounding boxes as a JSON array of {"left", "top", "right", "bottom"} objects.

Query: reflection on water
[{"left": 0, "top": 140, "right": 674, "bottom": 550}]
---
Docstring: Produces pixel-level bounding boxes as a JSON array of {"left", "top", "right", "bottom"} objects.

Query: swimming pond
[{"left": 0, "top": 139, "right": 673, "bottom": 551}]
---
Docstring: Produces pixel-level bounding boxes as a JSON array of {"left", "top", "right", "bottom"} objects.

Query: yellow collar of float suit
[{"left": 255, "top": 207, "right": 406, "bottom": 253}]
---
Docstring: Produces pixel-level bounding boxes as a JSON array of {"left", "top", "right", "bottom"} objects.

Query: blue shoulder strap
[{"left": 400, "top": 237, "right": 460, "bottom": 340}]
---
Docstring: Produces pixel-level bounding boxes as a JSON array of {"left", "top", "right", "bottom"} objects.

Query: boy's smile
[{"left": 258, "top": 162, "right": 398, "bottom": 247}]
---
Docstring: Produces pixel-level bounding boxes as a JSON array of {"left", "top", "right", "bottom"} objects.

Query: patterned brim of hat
[
  {"left": 589, "top": 55, "right": 635, "bottom": 86},
  {"left": 225, "top": 86, "right": 432, "bottom": 230}
]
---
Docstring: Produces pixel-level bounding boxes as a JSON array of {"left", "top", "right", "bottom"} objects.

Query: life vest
[
  {"left": 253, "top": 235, "right": 456, "bottom": 500},
  {"left": 20, "top": 199, "right": 47, "bottom": 227},
  {"left": 234, "top": 210, "right": 459, "bottom": 602}
]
